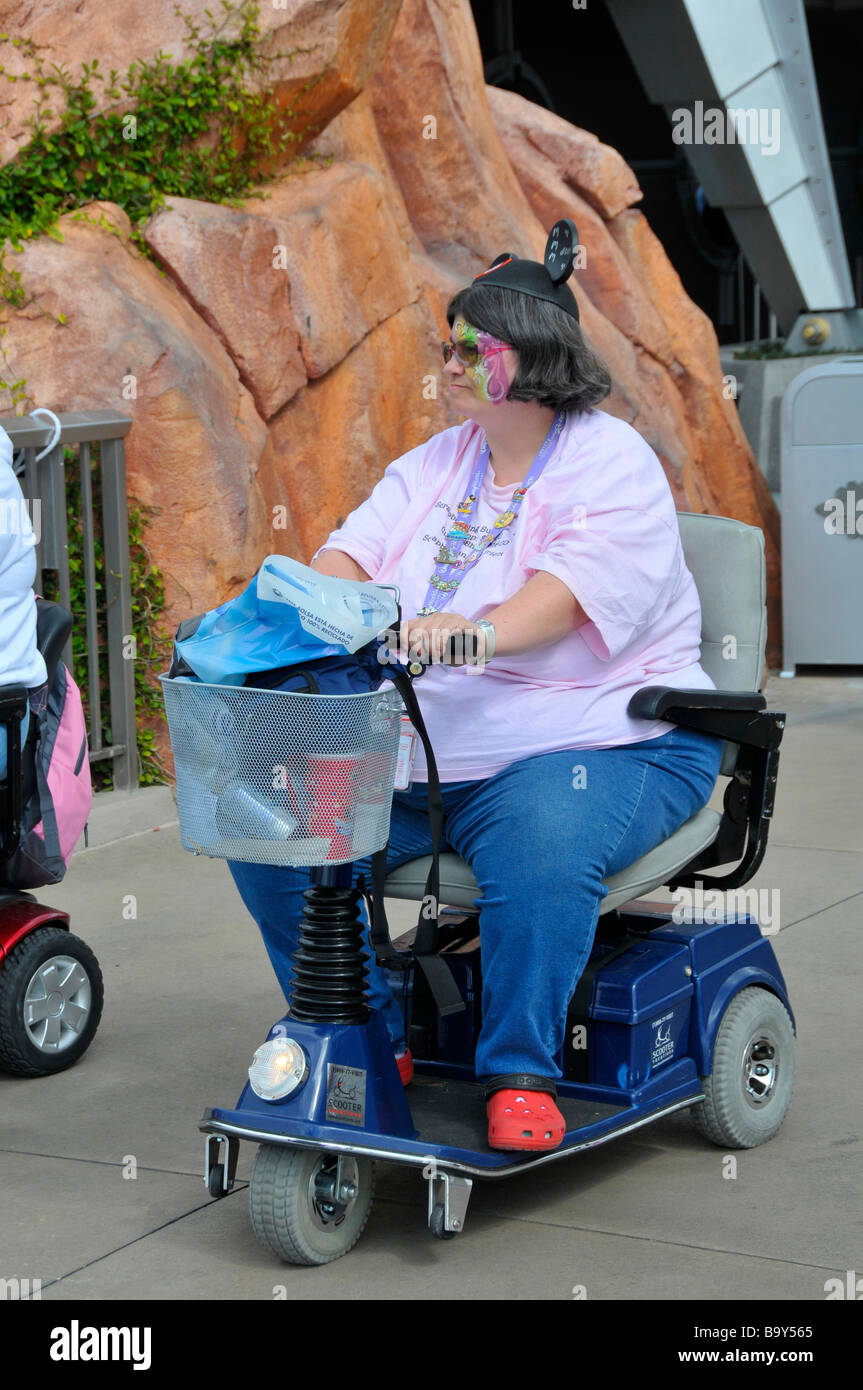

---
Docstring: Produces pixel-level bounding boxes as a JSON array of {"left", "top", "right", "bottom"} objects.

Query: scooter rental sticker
[
  {"left": 326, "top": 1064, "right": 367, "bottom": 1126},
  {"left": 650, "top": 1011, "right": 676, "bottom": 1068}
]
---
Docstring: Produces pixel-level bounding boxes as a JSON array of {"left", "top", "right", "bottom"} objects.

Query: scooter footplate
[{"left": 409, "top": 1076, "right": 626, "bottom": 1154}]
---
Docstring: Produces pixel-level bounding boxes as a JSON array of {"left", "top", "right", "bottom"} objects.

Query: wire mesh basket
[{"left": 160, "top": 676, "right": 404, "bottom": 867}]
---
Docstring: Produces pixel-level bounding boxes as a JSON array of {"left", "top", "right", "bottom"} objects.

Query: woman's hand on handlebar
[{"left": 398, "top": 612, "right": 490, "bottom": 667}]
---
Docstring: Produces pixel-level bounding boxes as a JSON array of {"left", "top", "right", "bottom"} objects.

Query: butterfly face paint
[{"left": 451, "top": 316, "right": 514, "bottom": 405}]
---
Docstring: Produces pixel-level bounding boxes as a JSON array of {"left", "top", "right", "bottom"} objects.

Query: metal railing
[{"left": 0, "top": 409, "right": 137, "bottom": 791}]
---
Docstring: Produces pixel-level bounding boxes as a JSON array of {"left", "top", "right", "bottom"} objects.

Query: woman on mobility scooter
[{"left": 226, "top": 220, "right": 724, "bottom": 1154}]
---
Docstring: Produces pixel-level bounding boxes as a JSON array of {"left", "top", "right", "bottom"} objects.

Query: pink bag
[{"left": 0, "top": 661, "right": 93, "bottom": 889}]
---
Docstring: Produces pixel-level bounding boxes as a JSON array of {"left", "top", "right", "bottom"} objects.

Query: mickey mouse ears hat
[{"left": 471, "top": 218, "right": 580, "bottom": 323}]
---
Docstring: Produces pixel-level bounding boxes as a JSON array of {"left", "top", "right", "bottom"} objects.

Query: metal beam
[{"left": 606, "top": 0, "right": 856, "bottom": 331}]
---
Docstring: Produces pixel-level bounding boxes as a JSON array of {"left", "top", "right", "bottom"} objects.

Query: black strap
[
  {"left": 389, "top": 667, "right": 442, "bottom": 957},
  {"left": 245, "top": 666, "right": 320, "bottom": 694},
  {"left": 484, "top": 1073, "right": 558, "bottom": 1099},
  {"left": 566, "top": 930, "right": 639, "bottom": 1081},
  {"left": 414, "top": 954, "right": 466, "bottom": 1018},
  {"left": 365, "top": 664, "right": 465, "bottom": 1016}
]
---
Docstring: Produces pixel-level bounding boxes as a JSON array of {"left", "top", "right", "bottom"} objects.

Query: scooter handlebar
[
  {"left": 378, "top": 628, "right": 491, "bottom": 676},
  {"left": 405, "top": 631, "right": 487, "bottom": 672}
]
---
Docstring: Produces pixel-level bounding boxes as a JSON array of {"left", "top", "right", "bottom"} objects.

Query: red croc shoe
[
  {"left": 395, "top": 1048, "right": 414, "bottom": 1086},
  {"left": 486, "top": 1077, "right": 566, "bottom": 1152}
]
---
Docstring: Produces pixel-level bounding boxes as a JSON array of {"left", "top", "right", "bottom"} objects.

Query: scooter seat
[{"left": 383, "top": 805, "right": 722, "bottom": 913}]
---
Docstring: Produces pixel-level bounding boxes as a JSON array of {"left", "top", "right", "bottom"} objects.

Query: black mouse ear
[{"left": 544, "top": 219, "right": 578, "bottom": 285}]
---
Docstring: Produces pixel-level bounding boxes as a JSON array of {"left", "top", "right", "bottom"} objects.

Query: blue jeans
[
  {"left": 227, "top": 727, "right": 724, "bottom": 1081},
  {"left": 0, "top": 703, "right": 30, "bottom": 781}
]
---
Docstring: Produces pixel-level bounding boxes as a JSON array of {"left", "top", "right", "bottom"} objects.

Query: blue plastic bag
[{"left": 171, "top": 556, "right": 399, "bottom": 687}]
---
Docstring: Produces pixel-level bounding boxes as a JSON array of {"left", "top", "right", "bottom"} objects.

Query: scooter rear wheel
[
  {"left": 692, "top": 986, "right": 795, "bottom": 1148},
  {"left": 249, "top": 1144, "right": 375, "bottom": 1265},
  {"left": 0, "top": 925, "right": 103, "bottom": 1076}
]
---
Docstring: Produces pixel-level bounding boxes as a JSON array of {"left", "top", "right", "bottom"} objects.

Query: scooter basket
[{"left": 159, "top": 676, "right": 403, "bottom": 867}]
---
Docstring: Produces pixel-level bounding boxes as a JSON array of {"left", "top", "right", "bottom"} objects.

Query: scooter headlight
[{"left": 248, "top": 1037, "right": 309, "bottom": 1101}]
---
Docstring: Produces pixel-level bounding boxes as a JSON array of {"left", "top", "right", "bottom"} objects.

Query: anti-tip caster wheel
[
  {"left": 249, "top": 1145, "right": 375, "bottom": 1265},
  {"left": 208, "top": 1163, "right": 227, "bottom": 1199},
  {"left": 429, "top": 1203, "right": 459, "bottom": 1241},
  {"left": 692, "top": 986, "right": 795, "bottom": 1149}
]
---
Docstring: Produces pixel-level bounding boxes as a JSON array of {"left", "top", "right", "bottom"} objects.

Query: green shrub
[{"left": 0, "top": 0, "right": 318, "bottom": 267}]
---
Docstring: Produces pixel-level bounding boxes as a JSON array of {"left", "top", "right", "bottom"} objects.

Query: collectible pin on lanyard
[
  {"left": 395, "top": 410, "right": 565, "bottom": 789},
  {"left": 416, "top": 410, "right": 565, "bottom": 617}
]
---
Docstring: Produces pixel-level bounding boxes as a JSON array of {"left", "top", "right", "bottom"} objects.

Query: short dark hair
[{"left": 446, "top": 283, "right": 612, "bottom": 414}]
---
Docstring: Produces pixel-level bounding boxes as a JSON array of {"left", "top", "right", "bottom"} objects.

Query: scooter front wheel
[{"left": 249, "top": 1144, "right": 375, "bottom": 1265}]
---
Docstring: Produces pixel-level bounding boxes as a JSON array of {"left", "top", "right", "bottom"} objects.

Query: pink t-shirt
[{"left": 314, "top": 408, "right": 715, "bottom": 781}]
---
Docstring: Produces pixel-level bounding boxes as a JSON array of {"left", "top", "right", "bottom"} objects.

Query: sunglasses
[{"left": 441, "top": 336, "right": 513, "bottom": 369}]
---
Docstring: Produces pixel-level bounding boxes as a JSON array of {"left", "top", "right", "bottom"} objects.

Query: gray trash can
[{"left": 780, "top": 359, "right": 863, "bottom": 675}]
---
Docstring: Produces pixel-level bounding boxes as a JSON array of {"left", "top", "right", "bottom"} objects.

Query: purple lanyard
[{"left": 418, "top": 410, "right": 565, "bottom": 616}]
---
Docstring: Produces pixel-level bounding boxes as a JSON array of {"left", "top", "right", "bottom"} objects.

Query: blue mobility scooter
[
  {"left": 164, "top": 513, "right": 793, "bottom": 1264},
  {"left": 0, "top": 600, "right": 103, "bottom": 1075}
]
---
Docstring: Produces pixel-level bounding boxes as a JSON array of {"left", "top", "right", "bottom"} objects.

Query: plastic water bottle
[
  {"left": 215, "top": 783, "right": 300, "bottom": 841},
  {"left": 179, "top": 703, "right": 238, "bottom": 794}
]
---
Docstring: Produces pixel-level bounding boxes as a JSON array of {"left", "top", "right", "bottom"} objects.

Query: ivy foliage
[{"left": 0, "top": 0, "right": 316, "bottom": 267}]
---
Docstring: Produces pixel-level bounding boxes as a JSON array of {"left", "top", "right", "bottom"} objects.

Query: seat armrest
[
  {"left": 628, "top": 686, "right": 781, "bottom": 751},
  {"left": 628, "top": 686, "right": 766, "bottom": 719},
  {"left": 626, "top": 686, "right": 785, "bottom": 892}
]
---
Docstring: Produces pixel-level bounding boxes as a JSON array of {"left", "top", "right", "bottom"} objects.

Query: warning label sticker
[{"left": 326, "top": 1063, "right": 367, "bottom": 1127}]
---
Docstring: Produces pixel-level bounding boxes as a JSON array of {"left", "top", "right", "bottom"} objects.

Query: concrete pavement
[{"left": 2, "top": 671, "right": 861, "bottom": 1301}]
